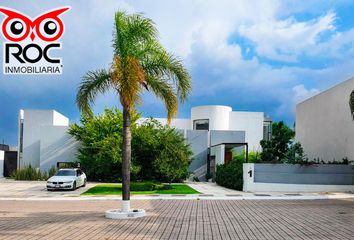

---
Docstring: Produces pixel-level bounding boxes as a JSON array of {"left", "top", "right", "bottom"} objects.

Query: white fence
[{"left": 243, "top": 163, "right": 354, "bottom": 192}]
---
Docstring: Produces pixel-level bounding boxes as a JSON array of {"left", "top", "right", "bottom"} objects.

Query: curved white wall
[{"left": 191, "top": 105, "right": 232, "bottom": 130}]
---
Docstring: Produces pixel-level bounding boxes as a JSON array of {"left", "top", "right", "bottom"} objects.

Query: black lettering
[
  {"left": 5, "top": 43, "right": 24, "bottom": 63},
  {"left": 43, "top": 43, "right": 60, "bottom": 63},
  {"left": 23, "top": 44, "right": 42, "bottom": 63}
]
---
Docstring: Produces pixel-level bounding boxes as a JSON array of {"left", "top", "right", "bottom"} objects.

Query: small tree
[
  {"left": 153, "top": 128, "right": 192, "bottom": 182},
  {"left": 284, "top": 142, "right": 307, "bottom": 164},
  {"left": 69, "top": 109, "right": 192, "bottom": 183},
  {"left": 132, "top": 119, "right": 161, "bottom": 180},
  {"left": 133, "top": 119, "right": 192, "bottom": 182},
  {"left": 260, "top": 121, "right": 295, "bottom": 162},
  {"left": 69, "top": 108, "right": 140, "bottom": 182}
]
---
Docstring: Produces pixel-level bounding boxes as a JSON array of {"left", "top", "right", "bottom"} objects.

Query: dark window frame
[{"left": 193, "top": 119, "right": 209, "bottom": 130}]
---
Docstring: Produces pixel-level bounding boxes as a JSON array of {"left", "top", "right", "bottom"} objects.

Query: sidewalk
[
  {"left": 184, "top": 181, "right": 354, "bottom": 200},
  {"left": 0, "top": 179, "right": 353, "bottom": 201},
  {"left": 2, "top": 198, "right": 354, "bottom": 240}
]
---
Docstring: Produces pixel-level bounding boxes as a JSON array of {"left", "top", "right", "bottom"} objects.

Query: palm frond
[
  {"left": 76, "top": 69, "right": 112, "bottom": 116},
  {"left": 111, "top": 56, "right": 145, "bottom": 110},
  {"left": 146, "top": 75, "right": 178, "bottom": 123},
  {"left": 141, "top": 47, "right": 191, "bottom": 103},
  {"left": 113, "top": 11, "right": 158, "bottom": 58},
  {"left": 113, "top": 11, "right": 128, "bottom": 57},
  {"left": 80, "top": 11, "right": 191, "bottom": 124},
  {"left": 163, "top": 53, "right": 192, "bottom": 102},
  {"left": 126, "top": 13, "right": 158, "bottom": 44}
]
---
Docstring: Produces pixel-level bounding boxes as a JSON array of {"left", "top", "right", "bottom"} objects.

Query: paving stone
[{"left": 0, "top": 199, "right": 353, "bottom": 239}]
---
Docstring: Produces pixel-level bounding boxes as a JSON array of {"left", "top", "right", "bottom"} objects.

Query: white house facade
[
  {"left": 17, "top": 105, "right": 271, "bottom": 180},
  {"left": 296, "top": 77, "right": 354, "bottom": 162},
  {"left": 140, "top": 105, "right": 271, "bottom": 180},
  {"left": 17, "top": 109, "right": 79, "bottom": 172}
]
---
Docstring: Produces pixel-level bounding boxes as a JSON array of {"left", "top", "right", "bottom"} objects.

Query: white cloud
[
  {"left": 0, "top": 0, "right": 354, "bottom": 124},
  {"left": 238, "top": 11, "right": 336, "bottom": 62},
  {"left": 275, "top": 84, "right": 319, "bottom": 119},
  {"left": 292, "top": 84, "right": 319, "bottom": 104}
]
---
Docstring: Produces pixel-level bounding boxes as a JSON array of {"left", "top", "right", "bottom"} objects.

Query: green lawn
[{"left": 81, "top": 183, "right": 199, "bottom": 195}]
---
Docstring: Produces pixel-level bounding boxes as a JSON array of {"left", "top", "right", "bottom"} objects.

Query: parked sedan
[{"left": 47, "top": 168, "right": 87, "bottom": 191}]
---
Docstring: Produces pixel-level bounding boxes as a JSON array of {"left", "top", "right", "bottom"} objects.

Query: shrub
[
  {"left": 232, "top": 151, "right": 260, "bottom": 163},
  {"left": 152, "top": 127, "right": 192, "bottom": 183},
  {"left": 215, "top": 160, "right": 243, "bottom": 190},
  {"left": 11, "top": 165, "right": 47, "bottom": 181},
  {"left": 129, "top": 182, "right": 172, "bottom": 191},
  {"left": 70, "top": 108, "right": 192, "bottom": 183},
  {"left": 248, "top": 151, "right": 261, "bottom": 163},
  {"left": 130, "top": 182, "right": 156, "bottom": 191},
  {"left": 260, "top": 121, "right": 295, "bottom": 163},
  {"left": 156, "top": 184, "right": 172, "bottom": 190},
  {"left": 133, "top": 119, "right": 192, "bottom": 183},
  {"left": 48, "top": 167, "right": 57, "bottom": 178},
  {"left": 283, "top": 142, "right": 307, "bottom": 164},
  {"left": 69, "top": 108, "right": 140, "bottom": 182}
]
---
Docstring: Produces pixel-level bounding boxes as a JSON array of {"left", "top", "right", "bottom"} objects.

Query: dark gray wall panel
[
  {"left": 254, "top": 164, "right": 354, "bottom": 185},
  {"left": 210, "top": 130, "right": 245, "bottom": 146},
  {"left": 186, "top": 130, "right": 208, "bottom": 177}
]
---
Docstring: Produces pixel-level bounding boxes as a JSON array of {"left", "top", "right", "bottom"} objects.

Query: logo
[{"left": 0, "top": 7, "right": 70, "bottom": 75}]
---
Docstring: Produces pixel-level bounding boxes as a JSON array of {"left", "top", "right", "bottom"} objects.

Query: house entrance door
[{"left": 224, "top": 151, "right": 232, "bottom": 165}]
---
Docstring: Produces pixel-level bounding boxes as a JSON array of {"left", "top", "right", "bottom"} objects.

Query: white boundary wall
[{"left": 243, "top": 163, "right": 354, "bottom": 192}]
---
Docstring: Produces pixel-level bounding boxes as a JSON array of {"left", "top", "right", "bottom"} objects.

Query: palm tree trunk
[{"left": 122, "top": 107, "right": 131, "bottom": 212}]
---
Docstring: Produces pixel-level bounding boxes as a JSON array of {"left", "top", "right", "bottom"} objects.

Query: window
[
  {"left": 263, "top": 121, "right": 272, "bottom": 141},
  {"left": 193, "top": 119, "right": 209, "bottom": 130}
]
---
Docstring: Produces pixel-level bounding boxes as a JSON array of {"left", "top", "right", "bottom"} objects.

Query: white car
[{"left": 47, "top": 168, "right": 87, "bottom": 191}]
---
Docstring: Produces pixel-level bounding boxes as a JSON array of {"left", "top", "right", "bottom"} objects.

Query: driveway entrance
[{"left": 0, "top": 179, "right": 95, "bottom": 198}]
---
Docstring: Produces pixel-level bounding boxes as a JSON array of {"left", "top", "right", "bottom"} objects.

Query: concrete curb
[{"left": 0, "top": 194, "right": 353, "bottom": 201}]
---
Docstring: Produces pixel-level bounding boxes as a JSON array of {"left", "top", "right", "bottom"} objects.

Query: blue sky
[{"left": 1, "top": 0, "right": 354, "bottom": 145}]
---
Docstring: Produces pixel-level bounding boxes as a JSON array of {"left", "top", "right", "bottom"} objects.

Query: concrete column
[
  {"left": 0, "top": 150, "right": 4, "bottom": 178},
  {"left": 243, "top": 163, "right": 254, "bottom": 192}
]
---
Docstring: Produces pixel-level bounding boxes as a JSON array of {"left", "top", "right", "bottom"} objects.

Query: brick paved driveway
[
  {"left": 0, "top": 199, "right": 353, "bottom": 240},
  {"left": 0, "top": 180, "right": 96, "bottom": 198}
]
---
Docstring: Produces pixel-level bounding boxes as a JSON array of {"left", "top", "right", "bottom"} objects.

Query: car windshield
[{"left": 55, "top": 170, "right": 76, "bottom": 176}]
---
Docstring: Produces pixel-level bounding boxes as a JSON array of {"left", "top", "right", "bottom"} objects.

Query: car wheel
[
  {"left": 83, "top": 179, "right": 87, "bottom": 187},
  {"left": 72, "top": 181, "right": 77, "bottom": 190}
]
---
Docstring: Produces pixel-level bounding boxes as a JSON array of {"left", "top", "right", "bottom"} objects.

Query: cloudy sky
[{"left": 1, "top": 0, "right": 354, "bottom": 145}]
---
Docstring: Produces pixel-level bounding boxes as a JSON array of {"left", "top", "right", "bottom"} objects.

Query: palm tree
[
  {"left": 350, "top": 90, "right": 354, "bottom": 120},
  {"left": 76, "top": 12, "right": 191, "bottom": 212}
]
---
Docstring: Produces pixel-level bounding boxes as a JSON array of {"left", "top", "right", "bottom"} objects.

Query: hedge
[{"left": 215, "top": 160, "right": 243, "bottom": 190}]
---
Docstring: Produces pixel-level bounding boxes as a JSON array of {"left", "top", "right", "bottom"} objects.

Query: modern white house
[
  {"left": 17, "top": 109, "right": 79, "bottom": 172},
  {"left": 17, "top": 105, "right": 271, "bottom": 180},
  {"left": 296, "top": 77, "right": 354, "bottom": 162},
  {"left": 140, "top": 105, "right": 272, "bottom": 180}
]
